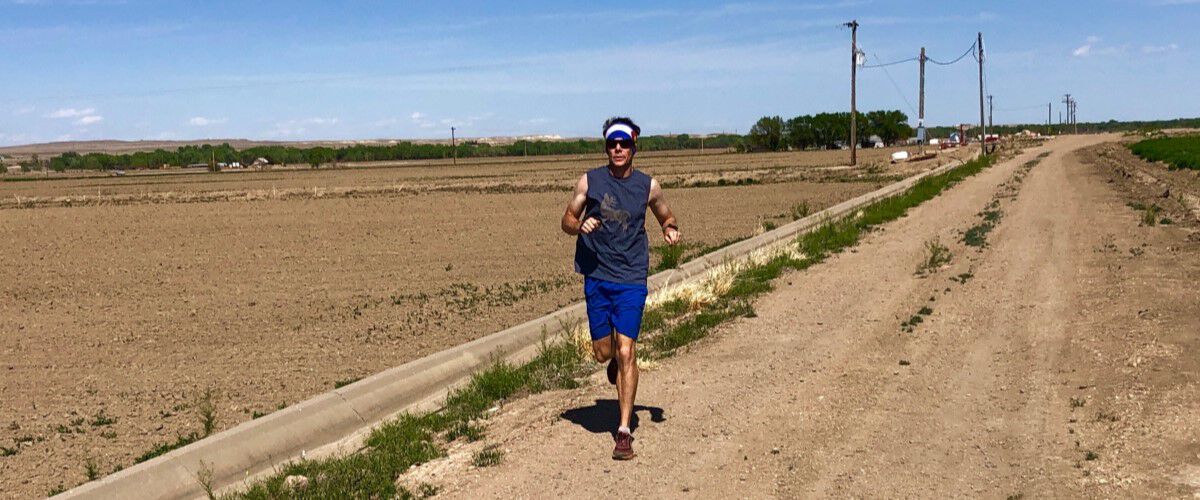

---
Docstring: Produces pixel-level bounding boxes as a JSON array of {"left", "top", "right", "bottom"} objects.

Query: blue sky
[{"left": 0, "top": 0, "right": 1196, "bottom": 145}]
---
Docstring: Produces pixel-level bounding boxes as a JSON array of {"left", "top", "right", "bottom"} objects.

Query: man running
[{"left": 561, "top": 117, "right": 681, "bottom": 460}]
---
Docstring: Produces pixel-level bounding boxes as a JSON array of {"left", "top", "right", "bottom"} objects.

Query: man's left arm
[{"left": 648, "top": 178, "right": 681, "bottom": 245}]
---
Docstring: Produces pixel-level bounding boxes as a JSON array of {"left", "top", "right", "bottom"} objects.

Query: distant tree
[
  {"left": 748, "top": 116, "right": 785, "bottom": 151},
  {"left": 865, "top": 110, "right": 912, "bottom": 145},
  {"left": 305, "top": 147, "right": 335, "bottom": 168}
]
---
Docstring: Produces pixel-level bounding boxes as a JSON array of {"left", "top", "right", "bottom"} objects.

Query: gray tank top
[{"left": 574, "top": 166, "right": 652, "bottom": 285}]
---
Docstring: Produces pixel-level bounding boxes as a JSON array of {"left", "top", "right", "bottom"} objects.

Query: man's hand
[
  {"left": 580, "top": 217, "right": 601, "bottom": 234},
  {"left": 663, "top": 226, "right": 681, "bottom": 245}
]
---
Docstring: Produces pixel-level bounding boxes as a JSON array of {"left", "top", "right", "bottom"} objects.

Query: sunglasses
[{"left": 605, "top": 138, "right": 634, "bottom": 150}]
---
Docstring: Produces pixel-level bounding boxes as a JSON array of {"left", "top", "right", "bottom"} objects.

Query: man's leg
[
  {"left": 614, "top": 332, "right": 638, "bottom": 430},
  {"left": 591, "top": 333, "right": 616, "bottom": 362}
]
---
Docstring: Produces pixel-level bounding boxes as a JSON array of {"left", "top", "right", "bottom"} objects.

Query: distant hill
[{"left": 0, "top": 135, "right": 574, "bottom": 159}]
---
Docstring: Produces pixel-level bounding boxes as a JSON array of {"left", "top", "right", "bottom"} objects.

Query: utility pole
[
  {"left": 1047, "top": 102, "right": 1052, "bottom": 136},
  {"left": 977, "top": 32, "right": 987, "bottom": 153},
  {"left": 450, "top": 126, "right": 457, "bottom": 165},
  {"left": 1062, "top": 94, "right": 1073, "bottom": 134},
  {"left": 918, "top": 46, "right": 926, "bottom": 153},
  {"left": 845, "top": 20, "right": 859, "bottom": 166},
  {"left": 987, "top": 94, "right": 993, "bottom": 130}
]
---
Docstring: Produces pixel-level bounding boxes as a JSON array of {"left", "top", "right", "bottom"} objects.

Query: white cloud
[
  {"left": 12, "top": 105, "right": 34, "bottom": 115},
  {"left": 1142, "top": 43, "right": 1180, "bottom": 53},
  {"left": 264, "top": 117, "right": 340, "bottom": 137},
  {"left": 46, "top": 107, "right": 95, "bottom": 118},
  {"left": 74, "top": 115, "right": 103, "bottom": 125},
  {"left": 188, "top": 116, "right": 227, "bottom": 126},
  {"left": 1073, "top": 36, "right": 1102, "bottom": 56},
  {"left": 410, "top": 111, "right": 435, "bottom": 128}
]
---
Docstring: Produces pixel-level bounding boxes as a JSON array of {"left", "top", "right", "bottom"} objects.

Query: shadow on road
[{"left": 560, "top": 399, "right": 666, "bottom": 435}]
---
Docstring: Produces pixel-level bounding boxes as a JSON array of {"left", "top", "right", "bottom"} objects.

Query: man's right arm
[{"left": 561, "top": 173, "right": 590, "bottom": 235}]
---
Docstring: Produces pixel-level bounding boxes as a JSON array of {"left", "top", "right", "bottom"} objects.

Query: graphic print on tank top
[{"left": 600, "top": 192, "right": 632, "bottom": 232}]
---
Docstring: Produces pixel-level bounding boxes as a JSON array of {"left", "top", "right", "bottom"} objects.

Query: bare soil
[
  {"left": 411, "top": 135, "right": 1200, "bottom": 498},
  {"left": 0, "top": 147, "right": 981, "bottom": 497},
  {"left": 0, "top": 146, "right": 974, "bottom": 206}
]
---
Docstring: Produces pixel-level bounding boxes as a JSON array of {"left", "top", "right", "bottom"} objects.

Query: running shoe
[{"left": 613, "top": 430, "right": 636, "bottom": 460}]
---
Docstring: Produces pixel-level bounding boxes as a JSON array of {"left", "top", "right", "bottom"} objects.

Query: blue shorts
[{"left": 584, "top": 277, "right": 649, "bottom": 341}]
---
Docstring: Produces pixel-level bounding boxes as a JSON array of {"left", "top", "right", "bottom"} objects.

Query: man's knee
[
  {"left": 616, "top": 343, "right": 636, "bottom": 366},
  {"left": 592, "top": 337, "right": 614, "bottom": 362}
]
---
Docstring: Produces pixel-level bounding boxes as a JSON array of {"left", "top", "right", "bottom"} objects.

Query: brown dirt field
[
  {"left": 0, "top": 146, "right": 985, "bottom": 497},
  {"left": 0, "top": 146, "right": 975, "bottom": 205},
  {"left": 1081, "top": 141, "right": 1200, "bottom": 227},
  {"left": 401, "top": 135, "right": 1200, "bottom": 498}
]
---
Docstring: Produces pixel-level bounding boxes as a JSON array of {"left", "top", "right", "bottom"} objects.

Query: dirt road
[{"left": 416, "top": 135, "right": 1200, "bottom": 498}]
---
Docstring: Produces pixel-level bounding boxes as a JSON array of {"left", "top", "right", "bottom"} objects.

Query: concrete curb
[{"left": 61, "top": 154, "right": 979, "bottom": 499}]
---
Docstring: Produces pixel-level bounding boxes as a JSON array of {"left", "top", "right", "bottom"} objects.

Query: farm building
[{"left": 6, "top": 165, "right": 23, "bottom": 174}]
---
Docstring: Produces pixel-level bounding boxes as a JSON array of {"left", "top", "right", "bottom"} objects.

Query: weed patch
[
  {"left": 1140, "top": 204, "right": 1161, "bottom": 226},
  {"left": 916, "top": 238, "right": 952, "bottom": 276},
  {"left": 472, "top": 445, "right": 504, "bottom": 467},
  {"left": 85, "top": 456, "right": 100, "bottom": 481},
  {"left": 652, "top": 244, "right": 687, "bottom": 272},
  {"left": 136, "top": 432, "right": 202, "bottom": 464},
  {"left": 445, "top": 421, "right": 485, "bottom": 443},
  {"left": 90, "top": 409, "right": 116, "bottom": 427},
  {"left": 790, "top": 201, "right": 811, "bottom": 220}
]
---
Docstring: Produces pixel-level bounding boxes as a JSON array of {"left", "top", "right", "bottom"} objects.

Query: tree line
[
  {"left": 44, "top": 134, "right": 743, "bottom": 172},
  {"left": 745, "top": 110, "right": 913, "bottom": 152}
]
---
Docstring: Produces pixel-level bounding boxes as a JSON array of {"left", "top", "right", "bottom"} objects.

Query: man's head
[{"left": 603, "top": 117, "right": 640, "bottom": 168}]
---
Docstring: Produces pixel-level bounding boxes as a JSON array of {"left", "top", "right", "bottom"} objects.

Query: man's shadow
[{"left": 560, "top": 399, "right": 666, "bottom": 436}]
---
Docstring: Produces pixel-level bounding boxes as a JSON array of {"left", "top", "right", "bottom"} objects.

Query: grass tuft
[
  {"left": 445, "top": 421, "right": 485, "bottom": 443},
  {"left": 916, "top": 238, "right": 952, "bottom": 276},
  {"left": 472, "top": 445, "right": 504, "bottom": 467},
  {"left": 652, "top": 244, "right": 687, "bottom": 272},
  {"left": 791, "top": 201, "right": 811, "bottom": 220},
  {"left": 90, "top": 409, "right": 116, "bottom": 427}
]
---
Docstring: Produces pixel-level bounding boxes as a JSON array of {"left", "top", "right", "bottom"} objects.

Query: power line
[
  {"left": 930, "top": 39, "right": 978, "bottom": 66},
  {"left": 861, "top": 56, "right": 919, "bottom": 69},
  {"left": 860, "top": 39, "right": 978, "bottom": 70},
  {"left": 995, "top": 104, "right": 1048, "bottom": 112},
  {"left": 871, "top": 53, "right": 918, "bottom": 117}
]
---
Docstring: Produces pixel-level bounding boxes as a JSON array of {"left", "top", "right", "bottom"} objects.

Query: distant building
[{"left": 6, "top": 165, "right": 23, "bottom": 174}]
